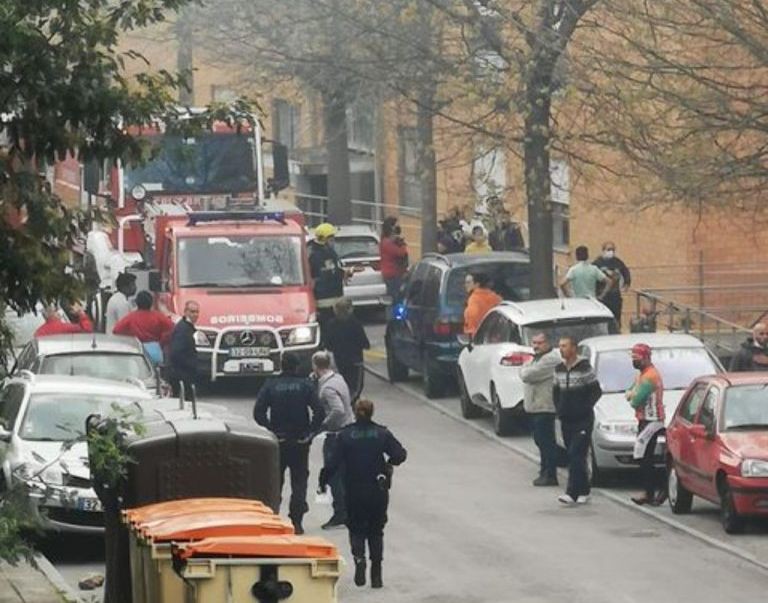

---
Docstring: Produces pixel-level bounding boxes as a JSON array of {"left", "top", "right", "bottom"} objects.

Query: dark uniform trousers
[
  {"left": 348, "top": 487, "right": 388, "bottom": 563},
  {"left": 279, "top": 441, "right": 310, "bottom": 522}
]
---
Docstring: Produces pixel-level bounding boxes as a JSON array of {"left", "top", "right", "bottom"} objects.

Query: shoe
[
  {"left": 533, "top": 475, "right": 559, "bottom": 487},
  {"left": 321, "top": 517, "right": 346, "bottom": 530},
  {"left": 370, "top": 561, "right": 383, "bottom": 589},
  {"left": 576, "top": 495, "right": 590, "bottom": 505},
  {"left": 558, "top": 494, "right": 576, "bottom": 505},
  {"left": 354, "top": 558, "right": 366, "bottom": 587},
  {"left": 631, "top": 495, "right": 652, "bottom": 506},
  {"left": 654, "top": 491, "right": 668, "bottom": 506}
]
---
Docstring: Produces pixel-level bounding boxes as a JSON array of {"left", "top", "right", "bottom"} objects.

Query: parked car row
[{"left": 384, "top": 250, "right": 768, "bottom": 533}]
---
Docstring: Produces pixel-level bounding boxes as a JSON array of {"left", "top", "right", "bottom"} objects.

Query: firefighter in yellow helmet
[{"left": 309, "top": 223, "right": 346, "bottom": 345}]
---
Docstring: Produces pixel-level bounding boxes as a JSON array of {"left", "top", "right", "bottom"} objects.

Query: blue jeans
[
  {"left": 562, "top": 420, "right": 593, "bottom": 499},
  {"left": 530, "top": 413, "right": 562, "bottom": 479},
  {"left": 323, "top": 433, "right": 347, "bottom": 520}
]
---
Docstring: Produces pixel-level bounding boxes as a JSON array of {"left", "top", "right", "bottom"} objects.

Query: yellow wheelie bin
[
  {"left": 173, "top": 535, "right": 341, "bottom": 603},
  {"left": 126, "top": 503, "right": 292, "bottom": 603}
]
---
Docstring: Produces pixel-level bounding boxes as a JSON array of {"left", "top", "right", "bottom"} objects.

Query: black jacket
[
  {"left": 254, "top": 376, "right": 325, "bottom": 441},
  {"left": 325, "top": 316, "right": 370, "bottom": 367},
  {"left": 308, "top": 241, "right": 344, "bottom": 302},
  {"left": 553, "top": 357, "right": 602, "bottom": 425},
  {"left": 729, "top": 338, "right": 768, "bottom": 372},
  {"left": 322, "top": 419, "right": 407, "bottom": 492},
  {"left": 593, "top": 256, "right": 631, "bottom": 301},
  {"left": 168, "top": 318, "right": 197, "bottom": 382}
]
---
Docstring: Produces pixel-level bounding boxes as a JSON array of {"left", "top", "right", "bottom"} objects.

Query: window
[
  {"left": 679, "top": 384, "right": 707, "bottom": 423},
  {"left": 0, "top": 384, "right": 26, "bottom": 431},
  {"left": 697, "top": 388, "right": 719, "bottom": 432},
  {"left": 473, "top": 147, "right": 507, "bottom": 205},
  {"left": 445, "top": 262, "right": 531, "bottom": 307},
  {"left": 347, "top": 100, "right": 375, "bottom": 152},
  {"left": 40, "top": 353, "right": 153, "bottom": 381},
  {"left": 399, "top": 127, "right": 422, "bottom": 211},
  {"left": 551, "top": 159, "right": 570, "bottom": 249},
  {"left": 475, "top": 312, "right": 500, "bottom": 344},
  {"left": 273, "top": 99, "right": 301, "bottom": 152},
  {"left": 405, "top": 264, "right": 429, "bottom": 305},
  {"left": 422, "top": 266, "right": 442, "bottom": 308},
  {"left": 14, "top": 344, "right": 36, "bottom": 372},
  {"left": 333, "top": 236, "right": 379, "bottom": 260}
]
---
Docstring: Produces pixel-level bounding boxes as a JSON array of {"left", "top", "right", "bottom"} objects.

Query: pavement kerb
[
  {"left": 32, "top": 553, "right": 83, "bottom": 603},
  {"left": 365, "top": 363, "right": 768, "bottom": 576}
]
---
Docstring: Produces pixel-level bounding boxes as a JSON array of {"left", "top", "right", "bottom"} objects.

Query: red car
[{"left": 666, "top": 373, "right": 768, "bottom": 533}]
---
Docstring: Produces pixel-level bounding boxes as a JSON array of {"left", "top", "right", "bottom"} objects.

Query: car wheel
[
  {"left": 458, "top": 370, "right": 481, "bottom": 419},
  {"left": 422, "top": 354, "right": 444, "bottom": 399},
  {"left": 667, "top": 462, "right": 693, "bottom": 514},
  {"left": 491, "top": 384, "right": 515, "bottom": 437},
  {"left": 719, "top": 482, "right": 744, "bottom": 534},
  {"left": 386, "top": 342, "right": 408, "bottom": 382}
]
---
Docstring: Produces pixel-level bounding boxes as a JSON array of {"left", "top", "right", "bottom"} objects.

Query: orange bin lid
[
  {"left": 174, "top": 535, "right": 338, "bottom": 561},
  {"left": 142, "top": 511, "right": 294, "bottom": 543},
  {"left": 123, "top": 498, "right": 272, "bottom": 528}
]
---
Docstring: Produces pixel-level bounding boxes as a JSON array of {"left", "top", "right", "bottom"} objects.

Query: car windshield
[
  {"left": 40, "top": 353, "right": 153, "bottom": 381},
  {"left": 178, "top": 236, "right": 305, "bottom": 287},
  {"left": 723, "top": 385, "right": 768, "bottom": 430},
  {"left": 20, "top": 394, "right": 138, "bottom": 441},
  {"left": 123, "top": 133, "right": 256, "bottom": 194},
  {"left": 595, "top": 348, "right": 717, "bottom": 393},
  {"left": 334, "top": 236, "right": 379, "bottom": 259},
  {"left": 521, "top": 318, "right": 611, "bottom": 348},
  {"left": 446, "top": 262, "right": 531, "bottom": 305}
]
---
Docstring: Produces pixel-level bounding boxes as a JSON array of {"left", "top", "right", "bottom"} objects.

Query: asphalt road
[{"left": 44, "top": 315, "right": 768, "bottom": 601}]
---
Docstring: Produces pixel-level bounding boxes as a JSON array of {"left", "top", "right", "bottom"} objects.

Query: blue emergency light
[{"left": 188, "top": 210, "right": 286, "bottom": 225}]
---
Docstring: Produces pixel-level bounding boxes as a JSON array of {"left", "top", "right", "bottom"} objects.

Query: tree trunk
[
  {"left": 524, "top": 68, "right": 555, "bottom": 299},
  {"left": 417, "top": 92, "right": 438, "bottom": 254},
  {"left": 323, "top": 91, "right": 352, "bottom": 225}
]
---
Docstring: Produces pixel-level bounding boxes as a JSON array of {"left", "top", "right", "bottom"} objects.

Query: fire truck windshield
[
  {"left": 178, "top": 235, "right": 305, "bottom": 288},
  {"left": 124, "top": 133, "right": 256, "bottom": 194}
]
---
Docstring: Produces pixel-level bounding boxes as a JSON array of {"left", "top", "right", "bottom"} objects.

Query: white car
[
  {"left": 457, "top": 298, "right": 614, "bottom": 436},
  {"left": 0, "top": 373, "right": 153, "bottom": 534},
  {"left": 579, "top": 333, "right": 723, "bottom": 484}
]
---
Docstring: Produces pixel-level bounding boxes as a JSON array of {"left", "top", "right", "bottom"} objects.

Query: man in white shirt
[{"left": 105, "top": 272, "right": 136, "bottom": 333}]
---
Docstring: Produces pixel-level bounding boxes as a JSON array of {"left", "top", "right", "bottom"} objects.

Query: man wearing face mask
[
  {"left": 625, "top": 343, "right": 666, "bottom": 506},
  {"left": 593, "top": 241, "right": 631, "bottom": 333}
]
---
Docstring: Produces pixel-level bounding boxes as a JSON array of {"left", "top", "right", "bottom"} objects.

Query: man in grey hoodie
[
  {"left": 313, "top": 351, "right": 354, "bottom": 529},
  {"left": 521, "top": 333, "right": 563, "bottom": 486}
]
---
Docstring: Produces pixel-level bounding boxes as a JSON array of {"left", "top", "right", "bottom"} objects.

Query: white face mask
[{"left": 603, "top": 250, "right": 615, "bottom": 259}]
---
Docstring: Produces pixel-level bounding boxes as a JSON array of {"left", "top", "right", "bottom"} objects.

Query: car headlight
[
  {"left": 194, "top": 330, "right": 217, "bottom": 347},
  {"left": 596, "top": 421, "right": 637, "bottom": 435},
  {"left": 284, "top": 326, "right": 316, "bottom": 346},
  {"left": 741, "top": 459, "right": 768, "bottom": 478},
  {"left": 12, "top": 462, "right": 63, "bottom": 486}
]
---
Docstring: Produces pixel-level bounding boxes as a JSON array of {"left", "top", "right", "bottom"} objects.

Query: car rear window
[
  {"left": 521, "top": 318, "right": 611, "bottom": 348},
  {"left": 446, "top": 262, "right": 530, "bottom": 305},
  {"left": 334, "top": 236, "right": 379, "bottom": 260},
  {"left": 41, "top": 353, "right": 153, "bottom": 381}
]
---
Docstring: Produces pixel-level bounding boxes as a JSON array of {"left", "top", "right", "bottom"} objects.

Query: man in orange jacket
[{"left": 463, "top": 272, "right": 502, "bottom": 337}]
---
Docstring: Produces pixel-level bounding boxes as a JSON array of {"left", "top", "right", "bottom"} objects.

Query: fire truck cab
[{"left": 147, "top": 208, "right": 319, "bottom": 381}]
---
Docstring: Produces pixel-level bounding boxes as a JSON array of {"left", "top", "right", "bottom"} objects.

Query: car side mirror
[
  {"left": 148, "top": 269, "right": 163, "bottom": 293},
  {"left": 457, "top": 333, "right": 473, "bottom": 351}
]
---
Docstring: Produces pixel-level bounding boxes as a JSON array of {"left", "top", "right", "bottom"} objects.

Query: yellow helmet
[{"left": 314, "top": 222, "right": 337, "bottom": 240}]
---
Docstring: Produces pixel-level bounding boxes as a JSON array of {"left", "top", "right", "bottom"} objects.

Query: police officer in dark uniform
[
  {"left": 254, "top": 353, "right": 325, "bottom": 534},
  {"left": 320, "top": 399, "right": 407, "bottom": 589},
  {"left": 308, "top": 222, "right": 346, "bottom": 346}
]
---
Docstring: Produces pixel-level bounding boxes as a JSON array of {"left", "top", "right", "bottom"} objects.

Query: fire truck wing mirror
[{"left": 148, "top": 270, "right": 163, "bottom": 293}]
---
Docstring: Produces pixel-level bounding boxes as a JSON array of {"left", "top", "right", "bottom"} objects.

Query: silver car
[
  {"left": 0, "top": 374, "right": 153, "bottom": 534},
  {"left": 332, "top": 225, "right": 388, "bottom": 308},
  {"left": 12, "top": 333, "right": 161, "bottom": 392},
  {"left": 579, "top": 333, "right": 723, "bottom": 483}
]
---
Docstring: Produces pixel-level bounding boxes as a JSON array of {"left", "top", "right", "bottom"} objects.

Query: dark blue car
[{"left": 385, "top": 252, "right": 530, "bottom": 398}]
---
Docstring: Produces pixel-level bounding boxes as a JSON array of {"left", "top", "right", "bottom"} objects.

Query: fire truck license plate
[{"left": 229, "top": 347, "right": 271, "bottom": 358}]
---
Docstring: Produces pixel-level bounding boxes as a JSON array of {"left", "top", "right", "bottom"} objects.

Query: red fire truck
[{"left": 80, "top": 111, "right": 319, "bottom": 380}]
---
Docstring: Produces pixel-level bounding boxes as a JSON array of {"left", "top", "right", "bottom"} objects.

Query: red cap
[{"left": 631, "top": 343, "right": 652, "bottom": 360}]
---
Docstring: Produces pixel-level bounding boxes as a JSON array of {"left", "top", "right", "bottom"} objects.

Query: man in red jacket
[
  {"left": 379, "top": 217, "right": 409, "bottom": 303},
  {"left": 35, "top": 303, "right": 93, "bottom": 337},
  {"left": 113, "top": 291, "right": 175, "bottom": 365}
]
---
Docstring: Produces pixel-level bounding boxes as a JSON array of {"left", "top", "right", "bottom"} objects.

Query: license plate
[
  {"left": 241, "top": 361, "right": 267, "bottom": 373},
  {"left": 76, "top": 497, "right": 103, "bottom": 512},
  {"left": 229, "top": 346, "right": 271, "bottom": 358}
]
